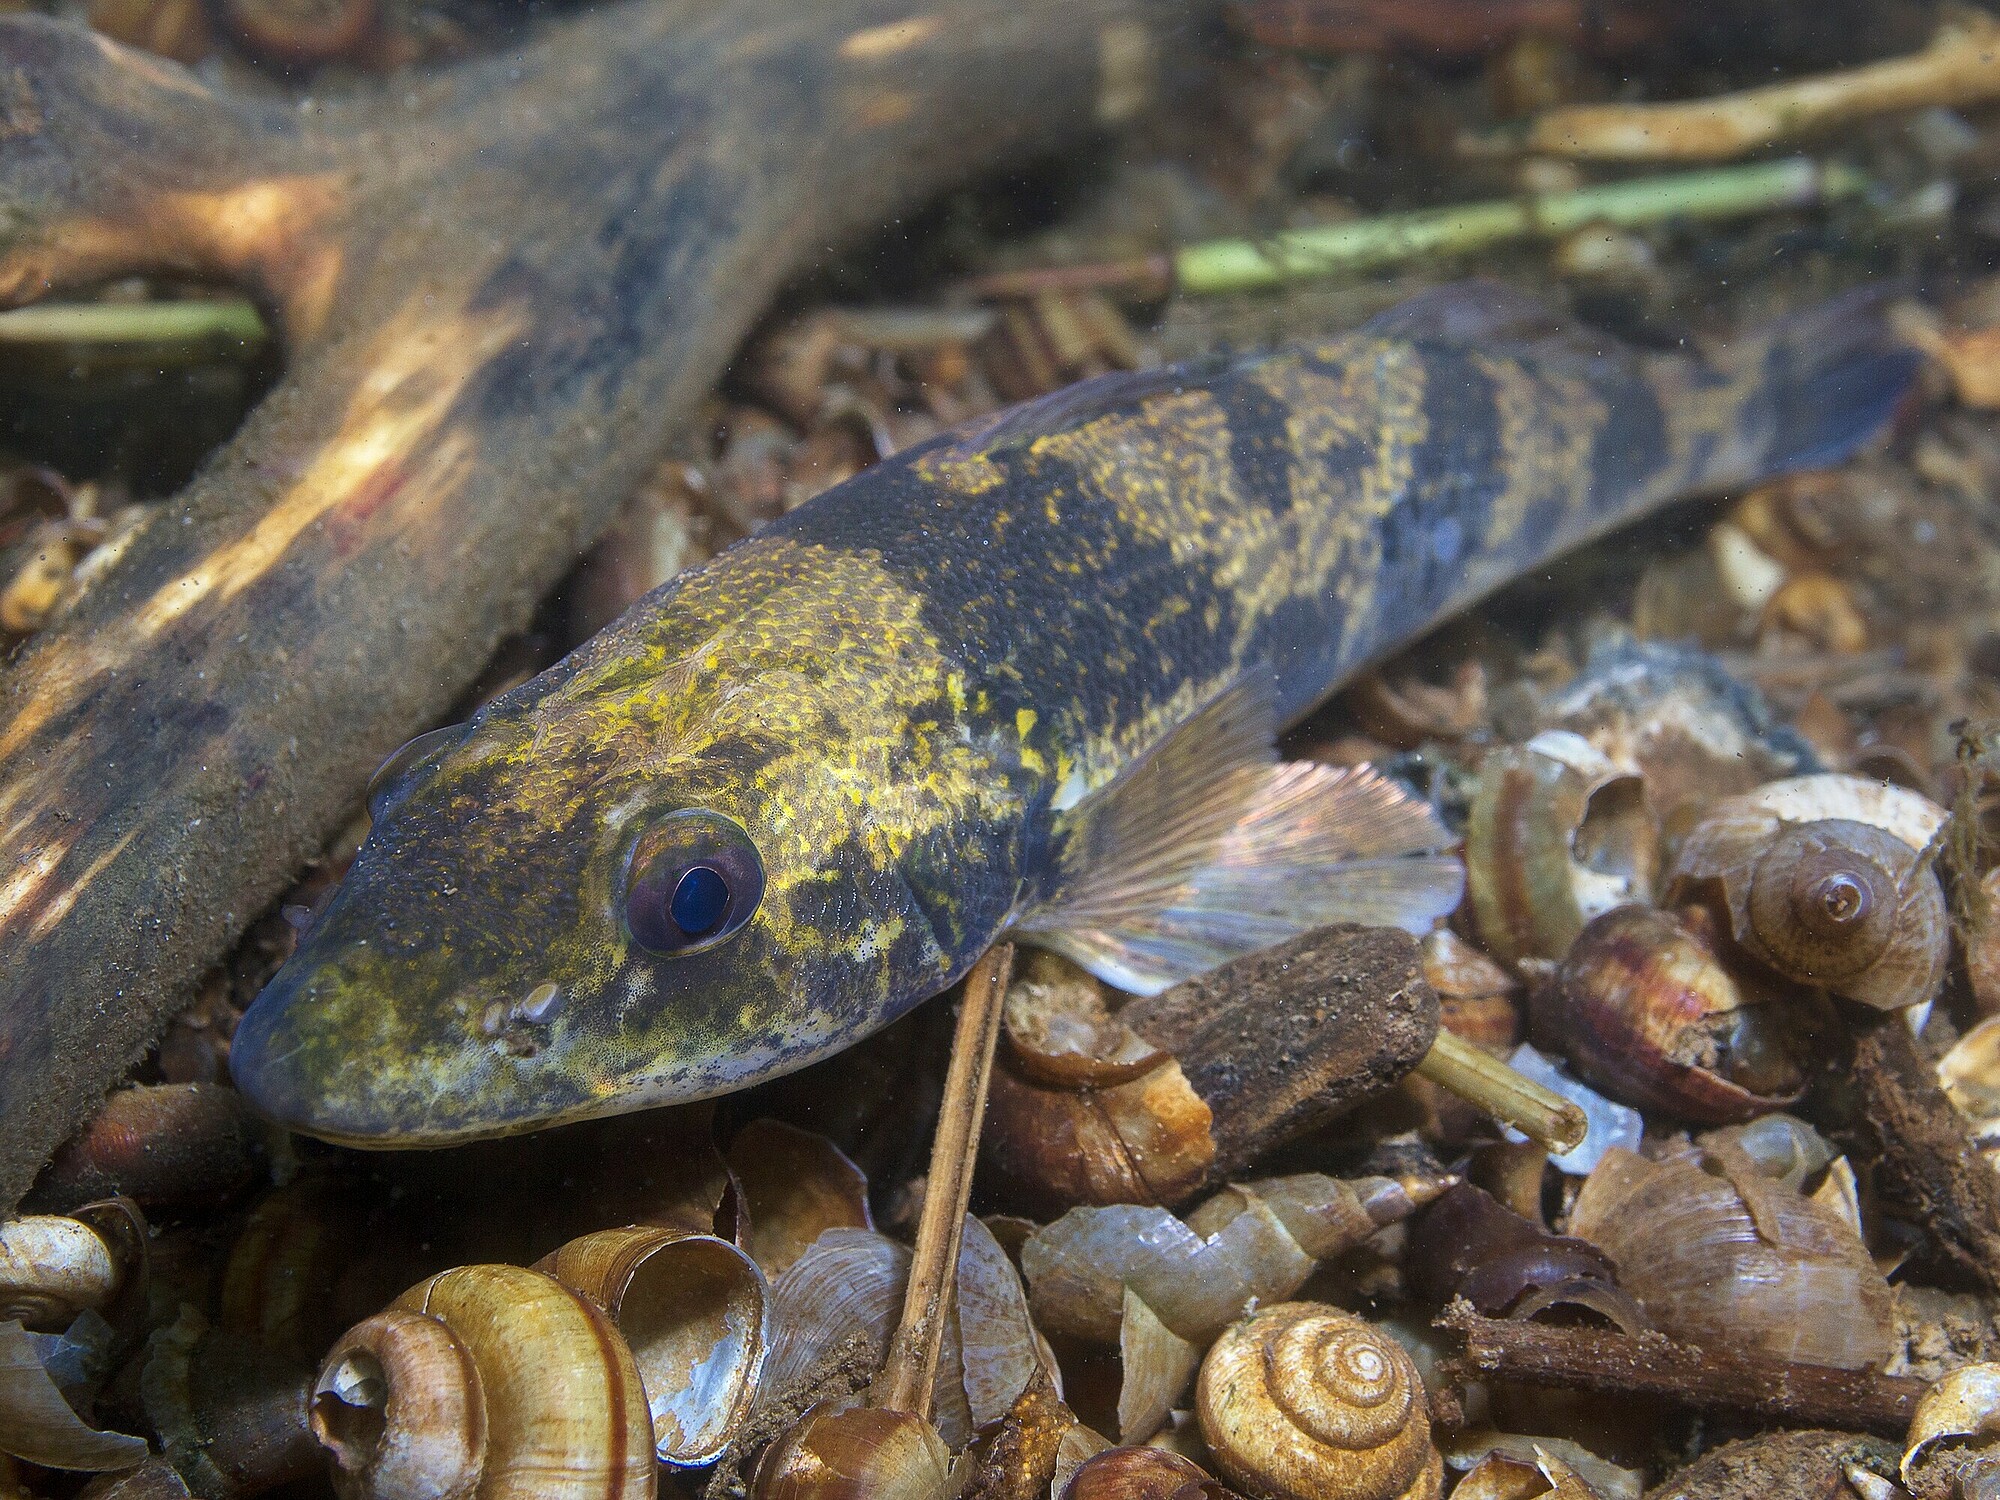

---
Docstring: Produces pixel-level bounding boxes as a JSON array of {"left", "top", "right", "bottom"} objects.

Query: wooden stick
[
  {"left": 1440, "top": 1303, "right": 1928, "bottom": 1438},
  {"left": 1853, "top": 1017, "right": 2000, "bottom": 1294},
  {"left": 878, "top": 942, "right": 1014, "bottom": 1420},
  {"left": 1509, "top": 11, "right": 2000, "bottom": 162}
]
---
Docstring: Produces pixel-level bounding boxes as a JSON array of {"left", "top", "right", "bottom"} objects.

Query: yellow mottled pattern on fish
[{"left": 231, "top": 286, "right": 1914, "bottom": 1144}]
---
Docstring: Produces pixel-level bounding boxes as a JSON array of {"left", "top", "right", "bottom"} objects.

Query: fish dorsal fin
[
  {"left": 1359, "top": 279, "right": 1569, "bottom": 346},
  {"left": 1016, "top": 683, "right": 1464, "bottom": 994},
  {"left": 961, "top": 357, "right": 1234, "bottom": 455}
]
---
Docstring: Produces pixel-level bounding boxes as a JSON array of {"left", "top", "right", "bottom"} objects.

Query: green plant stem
[
  {"left": 1173, "top": 158, "right": 1869, "bottom": 296},
  {"left": 0, "top": 298, "right": 268, "bottom": 345}
]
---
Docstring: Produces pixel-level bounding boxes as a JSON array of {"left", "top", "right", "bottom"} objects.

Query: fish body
[{"left": 230, "top": 285, "right": 1914, "bottom": 1144}]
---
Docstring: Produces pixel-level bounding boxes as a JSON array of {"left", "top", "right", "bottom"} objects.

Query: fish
[{"left": 229, "top": 282, "right": 1916, "bottom": 1145}]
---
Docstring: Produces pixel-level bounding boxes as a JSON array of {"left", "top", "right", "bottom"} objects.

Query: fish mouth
[{"left": 229, "top": 962, "right": 606, "bottom": 1148}]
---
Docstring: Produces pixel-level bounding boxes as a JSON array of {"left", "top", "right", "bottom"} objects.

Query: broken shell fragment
[
  {"left": 1468, "top": 731, "right": 1657, "bottom": 966},
  {"left": 1566, "top": 1147, "right": 1895, "bottom": 1369},
  {"left": 757, "top": 1218, "right": 1039, "bottom": 1451},
  {"left": 314, "top": 1263, "right": 654, "bottom": 1500},
  {"left": 534, "top": 1226, "right": 767, "bottom": 1468},
  {"left": 749, "top": 1404, "right": 954, "bottom": 1500},
  {"left": 1196, "top": 1302, "right": 1443, "bottom": 1500},
  {"left": 1535, "top": 904, "right": 1811, "bottom": 1124},
  {"left": 1939, "top": 1016, "right": 2000, "bottom": 1154},
  {"left": 1666, "top": 776, "right": 1950, "bottom": 1012},
  {"left": 1063, "top": 1445, "right": 1238, "bottom": 1498},
  {"left": 0, "top": 1317, "right": 148, "bottom": 1472},
  {"left": 1405, "top": 1184, "right": 1642, "bottom": 1334},
  {"left": 1903, "top": 1363, "right": 2000, "bottom": 1496},
  {"left": 726, "top": 1119, "right": 872, "bottom": 1278}
]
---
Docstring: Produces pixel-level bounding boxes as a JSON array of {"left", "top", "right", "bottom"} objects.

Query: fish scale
[{"left": 229, "top": 283, "right": 1916, "bottom": 1145}]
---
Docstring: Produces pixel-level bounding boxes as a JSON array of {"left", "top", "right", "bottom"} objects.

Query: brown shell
[
  {"left": 1064, "top": 1446, "right": 1237, "bottom": 1499},
  {"left": 1467, "top": 733, "right": 1658, "bottom": 967},
  {"left": 1535, "top": 904, "right": 1810, "bottom": 1124},
  {"left": 1567, "top": 1147, "right": 1895, "bottom": 1369},
  {"left": 534, "top": 1227, "right": 766, "bottom": 1468},
  {"left": 1196, "top": 1302, "right": 1442, "bottom": 1500},
  {"left": 1665, "top": 777, "right": 1948, "bottom": 1013},
  {"left": 387, "top": 1264, "right": 655, "bottom": 1500},
  {"left": 982, "top": 949, "right": 1214, "bottom": 1212}
]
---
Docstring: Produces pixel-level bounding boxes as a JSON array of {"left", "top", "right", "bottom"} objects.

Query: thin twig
[
  {"left": 1439, "top": 1303, "right": 1928, "bottom": 1437},
  {"left": 877, "top": 941, "right": 1015, "bottom": 1419},
  {"left": 1495, "top": 11, "right": 2000, "bottom": 162}
]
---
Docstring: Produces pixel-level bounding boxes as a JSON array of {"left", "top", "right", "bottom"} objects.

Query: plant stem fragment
[
  {"left": 1175, "top": 159, "right": 1866, "bottom": 295},
  {"left": 1415, "top": 1029, "right": 1587, "bottom": 1156},
  {"left": 965, "top": 159, "right": 1867, "bottom": 301},
  {"left": 0, "top": 299, "right": 267, "bottom": 346},
  {"left": 877, "top": 942, "right": 1015, "bottom": 1421},
  {"left": 1439, "top": 1303, "right": 1929, "bottom": 1437}
]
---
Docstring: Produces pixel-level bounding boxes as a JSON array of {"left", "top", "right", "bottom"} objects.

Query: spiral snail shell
[
  {"left": 1195, "top": 1302, "right": 1441, "bottom": 1500},
  {"left": 1665, "top": 776, "right": 1949, "bottom": 1013},
  {"left": 312, "top": 1263, "right": 655, "bottom": 1500}
]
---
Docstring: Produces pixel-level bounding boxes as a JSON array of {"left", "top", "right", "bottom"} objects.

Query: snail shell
[
  {"left": 1406, "top": 1184, "right": 1642, "bottom": 1334},
  {"left": 1467, "top": 732, "right": 1657, "bottom": 966},
  {"left": 313, "top": 1307, "right": 484, "bottom": 1500},
  {"left": 1195, "top": 1302, "right": 1442, "bottom": 1500},
  {"left": 1567, "top": 1147, "right": 1894, "bottom": 1369},
  {"left": 1665, "top": 776, "right": 1948, "bottom": 1013},
  {"left": 1903, "top": 1362, "right": 2000, "bottom": 1494},
  {"left": 982, "top": 950, "right": 1214, "bottom": 1214},
  {"left": 534, "top": 1226, "right": 767, "bottom": 1468},
  {"left": 313, "top": 1263, "right": 654, "bottom": 1500},
  {"left": 1535, "top": 904, "right": 1812, "bottom": 1124},
  {"left": 0, "top": 1212, "right": 126, "bottom": 1331}
]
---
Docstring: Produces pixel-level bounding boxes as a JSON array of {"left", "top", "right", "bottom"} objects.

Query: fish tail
[{"left": 1711, "top": 287, "right": 1921, "bottom": 483}]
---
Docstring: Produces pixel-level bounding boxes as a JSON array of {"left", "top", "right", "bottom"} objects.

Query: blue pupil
[{"left": 670, "top": 865, "right": 730, "bottom": 938}]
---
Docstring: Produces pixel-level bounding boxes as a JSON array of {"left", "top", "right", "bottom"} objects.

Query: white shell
[
  {"left": 1726, "top": 774, "right": 1947, "bottom": 852},
  {"left": 0, "top": 1217, "right": 121, "bottom": 1331}
]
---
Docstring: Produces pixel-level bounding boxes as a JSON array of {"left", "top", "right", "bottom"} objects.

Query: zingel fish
[{"left": 231, "top": 284, "right": 1915, "bottom": 1144}]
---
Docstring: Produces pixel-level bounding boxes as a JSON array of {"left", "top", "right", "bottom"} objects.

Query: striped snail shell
[{"left": 1195, "top": 1302, "right": 1441, "bottom": 1500}]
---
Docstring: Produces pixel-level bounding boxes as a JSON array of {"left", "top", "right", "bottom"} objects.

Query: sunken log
[{"left": 0, "top": 0, "right": 1196, "bottom": 1205}]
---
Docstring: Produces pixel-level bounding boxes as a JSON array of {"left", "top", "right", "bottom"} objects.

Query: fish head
[{"left": 229, "top": 639, "right": 998, "bottom": 1146}]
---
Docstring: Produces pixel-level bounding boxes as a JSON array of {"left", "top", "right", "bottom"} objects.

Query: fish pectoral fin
[{"left": 1016, "top": 684, "right": 1464, "bottom": 995}]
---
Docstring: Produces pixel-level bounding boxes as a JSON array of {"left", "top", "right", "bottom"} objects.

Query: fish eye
[
  {"left": 366, "top": 723, "right": 467, "bottom": 820},
  {"left": 623, "top": 810, "right": 764, "bottom": 955}
]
